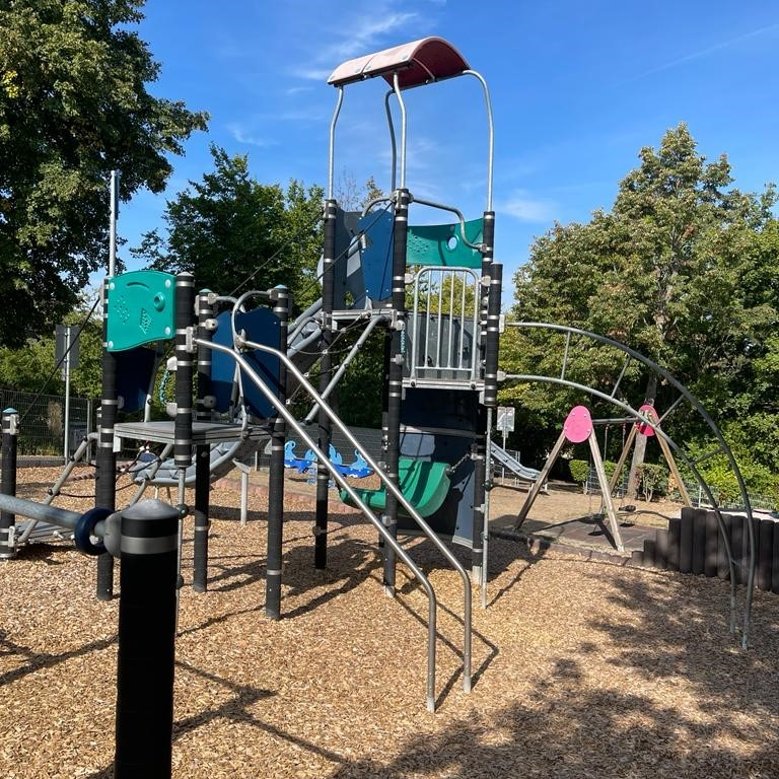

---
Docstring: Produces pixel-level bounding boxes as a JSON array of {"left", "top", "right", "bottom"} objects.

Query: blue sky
[{"left": 118, "top": 0, "right": 779, "bottom": 307}]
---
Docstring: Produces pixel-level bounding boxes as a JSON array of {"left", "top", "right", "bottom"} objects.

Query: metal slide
[{"left": 489, "top": 441, "right": 542, "bottom": 483}]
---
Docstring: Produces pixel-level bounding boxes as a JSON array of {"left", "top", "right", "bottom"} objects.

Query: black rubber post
[
  {"left": 717, "top": 513, "right": 732, "bottom": 579},
  {"left": 654, "top": 529, "right": 668, "bottom": 570},
  {"left": 114, "top": 499, "right": 179, "bottom": 779},
  {"left": 750, "top": 515, "right": 761, "bottom": 587},
  {"left": 96, "top": 277, "right": 118, "bottom": 600},
  {"left": 382, "top": 188, "right": 410, "bottom": 594},
  {"left": 0, "top": 408, "right": 19, "bottom": 559},
  {"left": 643, "top": 538, "right": 656, "bottom": 568},
  {"left": 730, "top": 513, "right": 744, "bottom": 584},
  {"left": 678, "top": 508, "right": 694, "bottom": 574},
  {"left": 691, "top": 508, "right": 706, "bottom": 575},
  {"left": 192, "top": 444, "right": 210, "bottom": 593},
  {"left": 266, "top": 286, "right": 289, "bottom": 620},
  {"left": 314, "top": 200, "right": 337, "bottom": 571},
  {"left": 758, "top": 518, "right": 773, "bottom": 591},
  {"left": 667, "top": 517, "right": 681, "bottom": 572},
  {"left": 704, "top": 511, "right": 719, "bottom": 578}
]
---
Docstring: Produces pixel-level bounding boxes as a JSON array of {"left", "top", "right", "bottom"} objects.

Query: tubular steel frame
[{"left": 506, "top": 321, "right": 756, "bottom": 648}]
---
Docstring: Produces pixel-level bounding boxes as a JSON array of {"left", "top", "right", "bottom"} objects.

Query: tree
[
  {"left": 0, "top": 0, "right": 207, "bottom": 347},
  {"left": 133, "top": 146, "right": 323, "bottom": 308},
  {"left": 509, "top": 124, "right": 779, "bottom": 469}
]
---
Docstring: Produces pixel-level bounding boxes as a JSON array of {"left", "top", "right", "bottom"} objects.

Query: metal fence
[{"left": 0, "top": 387, "right": 92, "bottom": 458}]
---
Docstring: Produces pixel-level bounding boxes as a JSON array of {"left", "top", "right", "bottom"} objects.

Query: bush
[
  {"left": 636, "top": 462, "right": 668, "bottom": 502},
  {"left": 569, "top": 459, "right": 589, "bottom": 490}
]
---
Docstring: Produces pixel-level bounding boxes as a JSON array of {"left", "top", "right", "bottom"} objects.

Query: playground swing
[
  {"left": 604, "top": 402, "right": 692, "bottom": 508},
  {"left": 515, "top": 405, "right": 626, "bottom": 553}
]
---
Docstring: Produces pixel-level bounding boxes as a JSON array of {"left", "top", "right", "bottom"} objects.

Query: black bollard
[
  {"left": 114, "top": 499, "right": 179, "bottom": 779},
  {"left": 0, "top": 408, "right": 19, "bottom": 559}
]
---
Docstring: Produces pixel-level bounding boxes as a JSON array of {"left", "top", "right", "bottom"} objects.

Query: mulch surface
[{"left": 1, "top": 467, "right": 778, "bottom": 778}]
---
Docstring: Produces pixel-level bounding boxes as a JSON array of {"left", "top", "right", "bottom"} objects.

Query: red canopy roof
[{"left": 327, "top": 36, "right": 469, "bottom": 89}]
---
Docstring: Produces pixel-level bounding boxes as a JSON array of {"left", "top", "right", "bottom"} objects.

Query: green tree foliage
[
  {"left": 133, "top": 146, "right": 323, "bottom": 308},
  {"left": 0, "top": 0, "right": 207, "bottom": 347},
  {"left": 507, "top": 124, "right": 779, "bottom": 469},
  {"left": 0, "top": 293, "right": 103, "bottom": 397}
]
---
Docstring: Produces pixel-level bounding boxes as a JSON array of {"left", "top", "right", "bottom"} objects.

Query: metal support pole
[
  {"left": 315, "top": 201, "right": 337, "bottom": 571},
  {"left": 192, "top": 445, "right": 210, "bottom": 592},
  {"left": 471, "top": 407, "right": 486, "bottom": 582},
  {"left": 382, "top": 187, "right": 410, "bottom": 595},
  {"left": 63, "top": 325, "right": 71, "bottom": 463},
  {"left": 96, "top": 277, "right": 117, "bottom": 600},
  {"left": 114, "top": 499, "right": 179, "bottom": 779},
  {"left": 266, "top": 286, "right": 289, "bottom": 619},
  {"left": 0, "top": 408, "right": 19, "bottom": 559},
  {"left": 192, "top": 290, "right": 214, "bottom": 593}
]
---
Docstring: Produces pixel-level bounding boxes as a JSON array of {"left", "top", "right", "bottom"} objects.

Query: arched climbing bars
[{"left": 503, "top": 321, "right": 757, "bottom": 648}]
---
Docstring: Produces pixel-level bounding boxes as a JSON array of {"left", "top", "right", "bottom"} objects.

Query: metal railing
[{"left": 408, "top": 267, "right": 480, "bottom": 383}]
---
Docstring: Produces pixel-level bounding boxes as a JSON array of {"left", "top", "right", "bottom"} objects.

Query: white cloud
[
  {"left": 500, "top": 192, "right": 556, "bottom": 223},
  {"left": 291, "top": 7, "right": 426, "bottom": 81},
  {"left": 226, "top": 123, "right": 277, "bottom": 148}
]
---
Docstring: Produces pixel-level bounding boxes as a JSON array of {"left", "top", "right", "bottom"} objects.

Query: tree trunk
[{"left": 626, "top": 374, "right": 657, "bottom": 500}]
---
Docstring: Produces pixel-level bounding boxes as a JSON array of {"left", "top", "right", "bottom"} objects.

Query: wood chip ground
[{"left": 1, "top": 467, "right": 778, "bottom": 778}]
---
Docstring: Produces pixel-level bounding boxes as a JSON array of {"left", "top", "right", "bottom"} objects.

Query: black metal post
[
  {"left": 471, "top": 410, "right": 487, "bottom": 577},
  {"left": 382, "top": 188, "right": 410, "bottom": 594},
  {"left": 483, "top": 262, "right": 502, "bottom": 409},
  {"left": 192, "top": 445, "right": 210, "bottom": 593},
  {"left": 315, "top": 199, "right": 337, "bottom": 570},
  {"left": 96, "top": 277, "right": 117, "bottom": 600},
  {"left": 0, "top": 408, "right": 19, "bottom": 559},
  {"left": 192, "top": 291, "right": 214, "bottom": 593},
  {"left": 266, "top": 285, "right": 289, "bottom": 619},
  {"left": 114, "top": 499, "right": 179, "bottom": 779},
  {"left": 174, "top": 274, "right": 195, "bottom": 471}
]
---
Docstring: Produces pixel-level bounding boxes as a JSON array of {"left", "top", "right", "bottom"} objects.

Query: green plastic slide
[{"left": 340, "top": 457, "right": 450, "bottom": 518}]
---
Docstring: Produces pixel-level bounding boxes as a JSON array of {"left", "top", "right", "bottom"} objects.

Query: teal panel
[
  {"left": 407, "top": 218, "right": 484, "bottom": 269},
  {"left": 107, "top": 271, "right": 176, "bottom": 351}
]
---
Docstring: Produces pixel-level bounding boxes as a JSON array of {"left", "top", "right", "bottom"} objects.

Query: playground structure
[{"left": 0, "top": 34, "right": 764, "bottom": 779}]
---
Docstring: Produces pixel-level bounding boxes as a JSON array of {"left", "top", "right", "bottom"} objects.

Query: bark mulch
[{"left": 1, "top": 466, "right": 778, "bottom": 778}]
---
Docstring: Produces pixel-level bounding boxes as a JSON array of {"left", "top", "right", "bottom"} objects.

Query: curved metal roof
[{"left": 327, "top": 36, "right": 469, "bottom": 89}]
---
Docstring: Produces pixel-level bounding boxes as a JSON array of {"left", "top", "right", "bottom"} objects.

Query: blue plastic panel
[
  {"left": 115, "top": 347, "right": 159, "bottom": 414},
  {"left": 210, "top": 308, "right": 282, "bottom": 419}
]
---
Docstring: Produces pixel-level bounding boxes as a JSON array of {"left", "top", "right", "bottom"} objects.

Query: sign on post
[{"left": 496, "top": 406, "right": 515, "bottom": 434}]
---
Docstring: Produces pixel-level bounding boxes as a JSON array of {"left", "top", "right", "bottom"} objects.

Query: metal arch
[{"left": 505, "top": 321, "right": 756, "bottom": 648}]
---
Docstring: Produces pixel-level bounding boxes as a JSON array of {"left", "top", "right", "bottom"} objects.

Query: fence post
[
  {"left": 0, "top": 408, "right": 19, "bottom": 559},
  {"left": 114, "top": 499, "right": 179, "bottom": 778}
]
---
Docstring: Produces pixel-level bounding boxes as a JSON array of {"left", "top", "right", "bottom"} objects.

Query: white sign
[{"left": 496, "top": 406, "right": 515, "bottom": 433}]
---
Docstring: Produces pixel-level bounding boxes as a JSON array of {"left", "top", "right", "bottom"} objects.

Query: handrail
[
  {"left": 229, "top": 335, "right": 472, "bottom": 694},
  {"left": 200, "top": 339, "right": 450, "bottom": 710}
]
